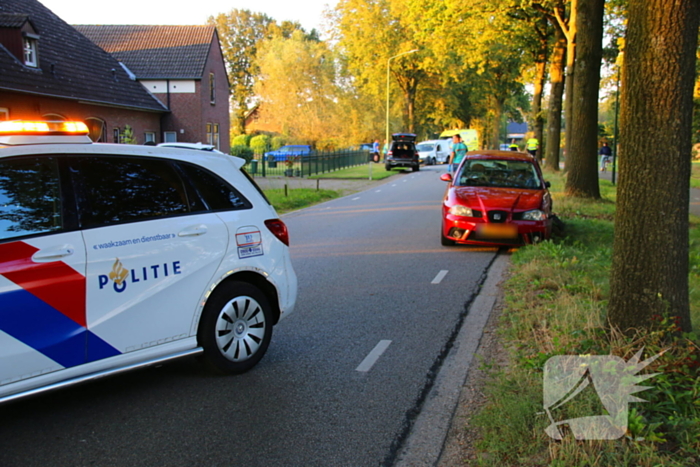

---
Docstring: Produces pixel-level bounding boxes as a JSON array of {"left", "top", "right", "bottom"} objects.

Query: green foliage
[
  {"left": 209, "top": 9, "right": 310, "bottom": 134},
  {"left": 121, "top": 125, "right": 137, "bottom": 145},
  {"left": 231, "top": 134, "right": 251, "bottom": 146},
  {"left": 229, "top": 144, "right": 254, "bottom": 163},
  {"left": 250, "top": 134, "right": 271, "bottom": 155},
  {"left": 254, "top": 30, "right": 343, "bottom": 147},
  {"left": 270, "top": 136, "right": 286, "bottom": 150}
]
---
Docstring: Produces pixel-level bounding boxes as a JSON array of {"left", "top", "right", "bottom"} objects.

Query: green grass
[
  {"left": 263, "top": 188, "right": 339, "bottom": 214},
  {"left": 307, "top": 163, "right": 396, "bottom": 180},
  {"left": 692, "top": 162, "right": 700, "bottom": 189},
  {"left": 471, "top": 170, "right": 700, "bottom": 466}
]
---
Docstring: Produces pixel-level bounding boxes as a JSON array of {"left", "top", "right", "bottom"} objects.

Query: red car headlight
[
  {"left": 521, "top": 209, "right": 547, "bottom": 221},
  {"left": 449, "top": 205, "right": 474, "bottom": 217}
]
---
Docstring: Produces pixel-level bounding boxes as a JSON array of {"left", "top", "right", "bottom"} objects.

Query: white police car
[{"left": 0, "top": 121, "right": 298, "bottom": 404}]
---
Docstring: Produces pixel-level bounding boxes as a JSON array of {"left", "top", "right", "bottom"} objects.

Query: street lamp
[{"left": 385, "top": 49, "right": 419, "bottom": 151}]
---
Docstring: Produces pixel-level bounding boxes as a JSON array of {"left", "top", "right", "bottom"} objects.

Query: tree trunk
[
  {"left": 545, "top": 25, "right": 567, "bottom": 171},
  {"left": 608, "top": 0, "right": 700, "bottom": 333},
  {"left": 562, "top": 0, "right": 577, "bottom": 163},
  {"left": 532, "top": 32, "right": 548, "bottom": 162},
  {"left": 564, "top": 0, "right": 604, "bottom": 198},
  {"left": 491, "top": 96, "right": 504, "bottom": 150}
]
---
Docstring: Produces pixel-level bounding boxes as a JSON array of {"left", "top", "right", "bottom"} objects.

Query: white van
[{"left": 416, "top": 139, "right": 450, "bottom": 165}]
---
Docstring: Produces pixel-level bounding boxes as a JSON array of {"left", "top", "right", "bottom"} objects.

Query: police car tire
[{"left": 198, "top": 281, "right": 273, "bottom": 374}]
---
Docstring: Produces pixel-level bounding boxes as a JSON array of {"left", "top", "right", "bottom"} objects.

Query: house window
[
  {"left": 205, "top": 123, "right": 212, "bottom": 145},
  {"left": 144, "top": 132, "right": 156, "bottom": 144},
  {"left": 0, "top": 108, "right": 9, "bottom": 121},
  {"left": 213, "top": 123, "right": 220, "bottom": 150},
  {"left": 113, "top": 128, "right": 120, "bottom": 143},
  {"left": 209, "top": 73, "right": 215, "bottom": 104},
  {"left": 23, "top": 37, "right": 38, "bottom": 67},
  {"left": 164, "top": 131, "right": 177, "bottom": 142}
]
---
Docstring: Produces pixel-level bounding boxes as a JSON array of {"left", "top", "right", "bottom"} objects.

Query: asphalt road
[{"left": 0, "top": 165, "right": 498, "bottom": 467}]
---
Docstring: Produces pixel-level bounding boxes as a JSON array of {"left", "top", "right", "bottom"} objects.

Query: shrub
[
  {"left": 271, "top": 136, "right": 287, "bottom": 150},
  {"left": 230, "top": 144, "right": 254, "bottom": 163},
  {"left": 231, "top": 134, "right": 251, "bottom": 147},
  {"left": 250, "top": 134, "right": 271, "bottom": 156}
]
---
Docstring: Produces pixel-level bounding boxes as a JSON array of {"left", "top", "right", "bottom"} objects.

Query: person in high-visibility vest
[
  {"left": 526, "top": 137, "right": 539, "bottom": 157},
  {"left": 509, "top": 139, "right": 519, "bottom": 151}
]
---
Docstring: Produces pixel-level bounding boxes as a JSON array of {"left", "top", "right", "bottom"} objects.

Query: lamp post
[{"left": 385, "top": 49, "right": 419, "bottom": 151}]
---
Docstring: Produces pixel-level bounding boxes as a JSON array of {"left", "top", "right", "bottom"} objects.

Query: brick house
[
  {"left": 0, "top": 0, "right": 167, "bottom": 143},
  {"left": 76, "top": 25, "right": 230, "bottom": 153}
]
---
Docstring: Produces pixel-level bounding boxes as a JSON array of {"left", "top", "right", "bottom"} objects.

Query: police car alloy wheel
[{"left": 198, "top": 281, "right": 273, "bottom": 374}]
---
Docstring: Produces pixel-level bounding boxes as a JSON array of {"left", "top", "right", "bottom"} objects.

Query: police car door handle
[
  {"left": 32, "top": 246, "right": 76, "bottom": 262},
  {"left": 178, "top": 225, "right": 208, "bottom": 237}
]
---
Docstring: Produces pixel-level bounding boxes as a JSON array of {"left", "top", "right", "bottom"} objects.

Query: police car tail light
[
  {"left": 265, "top": 219, "right": 290, "bottom": 246},
  {"left": 0, "top": 120, "right": 89, "bottom": 135}
]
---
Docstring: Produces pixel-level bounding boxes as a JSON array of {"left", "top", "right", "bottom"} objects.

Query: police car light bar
[
  {"left": 0, "top": 120, "right": 90, "bottom": 135},
  {"left": 0, "top": 120, "right": 92, "bottom": 146}
]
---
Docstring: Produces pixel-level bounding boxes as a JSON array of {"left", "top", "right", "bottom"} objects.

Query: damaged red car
[{"left": 440, "top": 151, "right": 552, "bottom": 246}]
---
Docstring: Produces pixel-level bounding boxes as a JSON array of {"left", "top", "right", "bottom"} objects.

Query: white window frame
[
  {"left": 213, "top": 123, "right": 220, "bottom": 150},
  {"left": 23, "top": 37, "right": 38, "bottom": 67},
  {"left": 205, "top": 123, "right": 212, "bottom": 145},
  {"left": 164, "top": 131, "right": 177, "bottom": 143},
  {"left": 144, "top": 131, "right": 156, "bottom": 144}
]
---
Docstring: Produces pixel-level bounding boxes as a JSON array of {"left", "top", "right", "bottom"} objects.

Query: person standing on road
[
  {"left": 526, "top": 137, "right": 539, "bottom": 157},
  {"left": 449, "top": 134, "right": 467, "bottom": 173},
  {"left": 372, "top": 140, "right": 380, "bottom": 163},
  {"left": 509, "top": 139, "right": 519, "bottom": 151},
  {"left": 599, "top": 141, "right": 612, "bottom": 171}
]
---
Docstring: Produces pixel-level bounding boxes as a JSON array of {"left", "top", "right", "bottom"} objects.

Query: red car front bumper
[{"left": 442, "top": 213, "right": 552, "bottom": 246}]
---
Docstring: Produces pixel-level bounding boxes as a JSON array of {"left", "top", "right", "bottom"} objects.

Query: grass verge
[
  {"left": 470, "top": 170, "right": 700, "bottom": 466},
  {"left": 263, "top": 188, "right": 339, "bottom": 214},
  {"left": 307, "top": 163, "right": 397, "bottom": 180}
]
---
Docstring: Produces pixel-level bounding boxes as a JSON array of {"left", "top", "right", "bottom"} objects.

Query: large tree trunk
[
  {"left": 608, "top": 0, "right": 700, "bottom": 333},
  {"left": 491, "top": 96, "right": 504, "bottom": 150},
  {"left": 562, "top": 0, "right": 577, "bottom": 163},
  {"left": 564, "top": 0, "right": 604, "bottom": 198},
  {"left": 532, "top": 27, "right": 548, "bottom": 162},
  {"left": 545, "top": 25, "right": 567, "bottom": 171}
]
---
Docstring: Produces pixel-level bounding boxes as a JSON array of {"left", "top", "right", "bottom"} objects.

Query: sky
[{"left": 38, "top": 0, "right": 337, "bottom": 33}]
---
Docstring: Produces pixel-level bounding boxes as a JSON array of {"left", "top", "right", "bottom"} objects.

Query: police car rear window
[
  {"left": 71, "top": 156, "right": 191, "bottom": 228},
  {"left": 0, "top": 156, "right": 63, "bottom": 241},
  {"left": 177, "top": 163, "right": 252, "bottom": 211}
]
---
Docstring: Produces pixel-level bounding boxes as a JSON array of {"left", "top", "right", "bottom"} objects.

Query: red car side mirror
[{"left": 440, "top": 173, "right": 453, "bottom": 182}]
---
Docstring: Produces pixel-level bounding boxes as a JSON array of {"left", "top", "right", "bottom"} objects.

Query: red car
[{"left": 440, "top": 151, "right": 552, "bottom": 246}]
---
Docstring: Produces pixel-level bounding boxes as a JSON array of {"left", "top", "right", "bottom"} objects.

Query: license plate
[{"left": 477, "top": 224, "right": 518, "bottom": 239}]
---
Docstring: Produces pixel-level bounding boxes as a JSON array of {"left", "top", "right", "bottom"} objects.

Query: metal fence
[{"left": 246, "top": 149, "right": 371, "bottom": 178}]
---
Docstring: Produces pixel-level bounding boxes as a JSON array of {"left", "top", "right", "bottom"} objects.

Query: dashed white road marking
[
  {"left": 352, "top": 197, "right": 361, "bottom": 200},
  {"left": 356, "top": 340, "right": 392, "bottom": 372},
  {"left": 431, "top": 270, "right": 449, "bottom": 284}
]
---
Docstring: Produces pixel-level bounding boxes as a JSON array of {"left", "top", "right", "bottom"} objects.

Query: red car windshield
[{"left": 455, "top": 159, "right": 542, "bottom": 189}]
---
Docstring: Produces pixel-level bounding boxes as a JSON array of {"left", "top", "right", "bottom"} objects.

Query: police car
[{"left": 0, "top": 121, "right": 298, "bottom": 404}]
